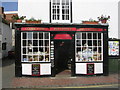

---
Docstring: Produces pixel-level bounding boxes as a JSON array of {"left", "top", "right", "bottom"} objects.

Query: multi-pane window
[
  {"left": 52, "top": 0, "right": 60, "bottom": 20},
  {"left": 75, "top": 32, "right": 103, "bottom": 62},
  {"left": 62, "top": 0, "right": 69, "bottom": 20},
  {"left": 21, "top": 32, "right": 50, "bottom": 62},
  {"left": 51, "top": 0, "right": 71, "bottom": 22}
]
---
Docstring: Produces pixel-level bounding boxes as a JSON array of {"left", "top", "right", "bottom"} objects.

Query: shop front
[{"left": 15, "top": 24, "right": 108, "bottom": 77}]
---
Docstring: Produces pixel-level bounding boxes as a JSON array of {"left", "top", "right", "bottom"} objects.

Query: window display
[
  {"left": 108, "top": 41, "right": 119, "bottom": 56},
  {"left": 21, "top": 32, "right": 50, "bottom": 62},
  {"left": 76, "top": 33, "right": 103, "bottom": 62}
]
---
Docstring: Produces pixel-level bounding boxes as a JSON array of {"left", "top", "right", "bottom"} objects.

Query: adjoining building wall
[
  {"left": 0, "top": 17, "right": 2, "bottom": 59},
  {"left": 18, "top": 0, "right": 119, "bottom": 38},
  {"left": 1, "top": 22, "right": 12, "bottom": 58}
]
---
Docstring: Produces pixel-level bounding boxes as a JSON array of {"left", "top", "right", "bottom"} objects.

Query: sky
[
  {"left": 0, "top": 0, "right": 18, "bottom": 2},
  {"left": 0, "top": 0, "right": 18, "bottom": 11}
]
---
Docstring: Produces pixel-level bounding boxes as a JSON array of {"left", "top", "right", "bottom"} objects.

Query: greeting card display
[
  {"left": 87, "top": 64, "right": 94, "bottom": 75},
  {"left": 32, "top": 64, "right": 40, "bottom": 76}
]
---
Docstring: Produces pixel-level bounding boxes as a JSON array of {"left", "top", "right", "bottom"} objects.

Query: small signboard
[
  {"left": 32, "top": 64, "right": 40, "bottom": 76},
  {"left": 108, "top": 39, "right": 120, "bottom": 58},
  {"left": 87, "top": 63, "right": 94, "bottom": 75}
]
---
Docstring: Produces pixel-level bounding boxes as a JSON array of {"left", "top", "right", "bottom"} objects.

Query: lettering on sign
[
  {"left": 50, "top": 27, "right": 76, "bottom": 31},
  {"left": 21, "top": 27, "right": 49, "bottom": 31},
  {"left": 77, "top": 28, "right": 104, "bottom": 31}
]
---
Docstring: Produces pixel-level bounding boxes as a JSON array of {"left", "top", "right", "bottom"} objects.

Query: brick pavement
[{"left": 11, "top": 73, "right": 118, "bottom": 88}]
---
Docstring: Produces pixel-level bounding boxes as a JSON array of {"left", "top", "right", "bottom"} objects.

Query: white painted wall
[
  {"left": 2, "top": 23, "right": 12, "bottom": 58},
  {"left": 18, "top": 0, "right": 119, "bottom": 38},
  {"left": 18, "top": 0, "right": 49, "bottom": 23}
]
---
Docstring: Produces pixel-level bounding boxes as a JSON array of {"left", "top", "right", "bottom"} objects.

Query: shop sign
[
  {"left": 21, "top": 27, "right": 49, "bottom": 31},
  {"left": 50, "top": 27, "right": 76, "bottom": 31},
  {"left": 108, "top": 40, "right": 120, "bottom": 58},
  {"left": 77, "top": 28, "right": 104, "bottom": 31}
]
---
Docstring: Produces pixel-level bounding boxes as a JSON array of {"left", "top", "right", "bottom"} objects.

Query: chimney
[
  {"left": 0, "top": 7, "right": 5, "bottom": 19},
  {"left": 0, "top": 7, "right": 4, "bottom": 14}
]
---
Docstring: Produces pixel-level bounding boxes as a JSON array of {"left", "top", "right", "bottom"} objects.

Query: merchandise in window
[
  {"left": 76, "top": 32, "right": 103, "bottom": 62},
  {"left": 21, "top": 32, "right": 50, "bottom": 62}
]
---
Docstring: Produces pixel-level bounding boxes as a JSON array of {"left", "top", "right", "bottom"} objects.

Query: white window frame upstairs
[{"left": 51, "top": 0, "right": 71, "bottom": 23}]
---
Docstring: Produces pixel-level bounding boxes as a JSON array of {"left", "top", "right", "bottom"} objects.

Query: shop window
[
  {"left": 21, "top": 32, "right": 50, "bottom": 62},
  {"left": 76, "top": 32, "right": 103, "bottom": 62}
]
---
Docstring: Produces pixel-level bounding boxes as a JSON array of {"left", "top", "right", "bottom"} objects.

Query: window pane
[
  {"left": 62, "top": 15, "right": 65, "bottom": 20},
  {"left": 23, "top": 48, "right": 26, "bottom": 54},
  {"left": 39, "top": 40, "right": 43, "bottom": 46},
  {"left": 23, "top": 33, "right": 27, "bottom": 39},
  {"left": 57, "top": 15, "right": 60, "bottom": 20},
  {"left": 33, "top": 40, "right": 38, "bottom": 46},
  {"left": 28, "top": 55, "right": 33, "bottom": 61},
  {"left": 28, "top": 32, "right": 32, "bottom": 39},
  {"left": 33, "top": 47, "right": 38, "bottom": 54},
  {"left": 88, "top": 33, "right": 92, "bottom": 39},
  {"left": 28, "top": 40, "right": 32, "bottom": 46},
  {"left": 23, "top": 40, "right": 26, "bottom": 46},
  {"left": 45, "top": 33, "right": 49, "bottom": 39},
  {"left": 62, "top": 10, "right": 65, "bottom": 14},
  {"left": 45, "top": 40, "right": 49, "bottom": 46},
  {"left": 88, "top": 40, "right": 92, "bottom": 46},
  {"left": 93, "top": 40, "right": 97, "bottom": 46},
  {"left": 45, "top": 47, "right": 49, "bottom": 54},
  {"left": 33, "top": 55, "right": 38, "bottom": 61},
  {"left": 39, "top": 47, "right": 43, "bottom": 52},
  {"left": 23, "top": 55, "right": 27, "bottom": 61},
  {"left": 82, "top": 40, "right": 86, "bottom": 46},
  {"left": 76, "top": 33, "right": 81, "bottom": 39},
  {"left": 39, "top": 33, "right": 43, "bottom": 39},
  {"left": 66, "top": 0, "right": 69, "bottom": 5},
  {"left": 82, "top": 33, "right": 86, "bottom": 39},
  {"left": 98, "top": 33, "right": 101, "bottom": 39},
  {"left": 33, "top": 32, "right": 38, "bottom": 39},
  {"left": 39, "top": 55, "right": 44, "bottom": 61},
  {"left": 45, "top": 55, "right": 49, "bottom": 61},
  {"left": 28, "top": 46, "right": 32, "bottom": 54},
  {"left": 77, "top": 40, "right": 81, "bottom": 46},
  {"left": 98, "top": 47, "right": 101, "bottom": 53},
  {"left": 98, "top": 40, "right": 101, "bottom": 46},
  {"left": 93, "top": 33, "right": 97, "bottom": 39}
]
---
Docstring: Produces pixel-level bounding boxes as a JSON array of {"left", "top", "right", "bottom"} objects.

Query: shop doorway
[{"left": 54, "top": 40, "right": 73, "bottom": 76}]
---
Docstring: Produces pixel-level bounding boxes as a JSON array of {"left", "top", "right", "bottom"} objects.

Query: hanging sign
[
  {"left": 21, "top": 27, "right": 49, "bottom": 31},
  {"left": 108, "top": 40, "right": 120, "bottom": 58}
]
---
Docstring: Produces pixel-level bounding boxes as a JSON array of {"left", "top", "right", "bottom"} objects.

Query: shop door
[{"left": 54, "top": 40, "right": 74, "bottom": 75}]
